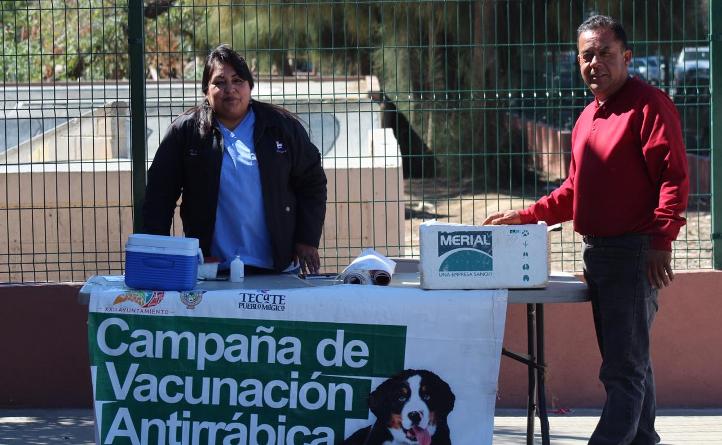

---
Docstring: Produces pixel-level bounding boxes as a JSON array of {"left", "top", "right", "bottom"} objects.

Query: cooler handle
[{"left": 143, "top": 257, "right": 174, "bottom": 269}]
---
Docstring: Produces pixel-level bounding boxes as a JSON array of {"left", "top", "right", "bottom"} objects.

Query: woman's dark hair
[
  {"left": 201, "top": 44, "right": 254, "bottom": 94},
  {"left": 577, "top": 15, "right": 629, "bottom": 50},
  {"left": 196, "top": 44, "right": 255, "bottom": 136}
]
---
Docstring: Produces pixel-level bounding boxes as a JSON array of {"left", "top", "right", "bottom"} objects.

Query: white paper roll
[
  {"left": 341, "top": 270, "right": 372, "bottom": 285},
  {"left": 338, "top": 249, "right": 396, "bottom": 286}
]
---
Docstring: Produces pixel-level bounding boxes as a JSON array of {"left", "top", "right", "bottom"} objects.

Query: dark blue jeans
[{"left": 583, "top": 234, "right": 660, "bottom": 445}]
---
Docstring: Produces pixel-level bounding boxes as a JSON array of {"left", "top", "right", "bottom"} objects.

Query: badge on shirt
[{"left": 275, "top": 140, "right": 287, "bottom": 154}]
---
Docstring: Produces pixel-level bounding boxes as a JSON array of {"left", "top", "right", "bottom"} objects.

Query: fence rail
[{"left": 1, "top": 0, "right": 717, "bottom": 282}]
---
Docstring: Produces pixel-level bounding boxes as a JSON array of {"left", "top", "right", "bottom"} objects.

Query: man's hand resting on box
[{"left": 483, "top": 210, "right": 522, "bottom": 225}]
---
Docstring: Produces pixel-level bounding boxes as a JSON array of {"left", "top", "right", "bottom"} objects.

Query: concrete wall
[
  {"left": 0, "top": 102, "right": 130, "bottom": 165},
  {"left": 0, "top": 282, "right": 90, "bottom": 407},
  {"left": 0, "top": 164, "right": 134, "bottom": 282},
  {"left": 497, "top": 270, "right": 722, "bottom": 409},
  {"left": 1, "top": 78, "right": 403, "bottom": 279},
  {"left": 1, "top": 270, "right": 720, "bottom": 409},
  {"left": 0, "top": 129, "right": 404, "bottom": 281}
]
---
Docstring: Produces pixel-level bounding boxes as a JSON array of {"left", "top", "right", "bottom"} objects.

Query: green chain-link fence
[{"left": 1, "top": 0, "right": 718, "bottom": 282}]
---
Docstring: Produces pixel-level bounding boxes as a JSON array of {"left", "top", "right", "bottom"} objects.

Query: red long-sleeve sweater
[{"left": 518, "top": 77, "right": 689, "bottom": 251}]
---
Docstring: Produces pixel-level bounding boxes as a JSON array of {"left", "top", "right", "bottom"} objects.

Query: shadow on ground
[{"left": 0, "top": 411, "right": 94, "bottom": 445}]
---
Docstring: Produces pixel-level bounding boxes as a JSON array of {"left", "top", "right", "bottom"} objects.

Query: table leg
[
  {"left": 502, "top": 303, "right": 552, "bottom": 445},
  {"left": 536, "top": 303, "right": 550, "bottom": 445},
  {"left": 526, "top": 303, "right": 537, "bottom": 444}
]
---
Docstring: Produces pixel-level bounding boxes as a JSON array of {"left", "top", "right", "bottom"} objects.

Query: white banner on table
[{"left": 88, "top": 284, "right": 507, "bottom": 445}]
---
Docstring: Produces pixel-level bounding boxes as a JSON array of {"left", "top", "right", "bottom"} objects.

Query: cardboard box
[{"left": 419, "top": 221, "right": 548, "bottom": 289}]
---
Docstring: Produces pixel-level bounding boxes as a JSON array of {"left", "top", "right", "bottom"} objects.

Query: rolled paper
[
  {"left": 337, "top": 248, "right": 397, "bottom": 286},
  {"left": 341, "top": 270, "right": 372, "bottom": 285},
  {"left": 370, "top": 270, "right": 391, "bottom": 286}
]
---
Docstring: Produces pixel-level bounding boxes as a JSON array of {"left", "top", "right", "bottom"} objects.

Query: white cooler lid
[{"left": 126, "top": 234, "right": 199, "bottom": 255}]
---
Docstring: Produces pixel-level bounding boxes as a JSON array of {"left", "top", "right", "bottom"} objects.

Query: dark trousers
[{"left": 583, "top": 234, "right": 660, "bottom": 445}]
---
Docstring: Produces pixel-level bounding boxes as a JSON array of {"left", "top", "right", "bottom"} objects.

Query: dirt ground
[{"left": 402, "top": 178, "right": 712, "bottom": 273}]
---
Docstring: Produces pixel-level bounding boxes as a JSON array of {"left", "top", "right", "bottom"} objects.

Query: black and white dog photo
[{"left": 343, "top": 369, "right": 456, "bottom": 445}]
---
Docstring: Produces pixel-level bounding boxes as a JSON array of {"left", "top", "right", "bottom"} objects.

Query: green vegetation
[
  {"left": 0, "top": 0, "right": 710, "bottom": 182},
  {"left": 2, "top": 1, "right": 129, "bottom": 81},
  {"left": 0, "top": 0, "right": 200, "bottom": 81}
]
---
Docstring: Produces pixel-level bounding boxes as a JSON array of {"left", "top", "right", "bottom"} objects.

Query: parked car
[
  {"left": 643, "top": 55, "right": 666, "bottom": 84},
  {"left": 673, "top": 46, "right": 710, "bottom": 87},
  {"left": 629, "top": 57, "right": 662, "bottom": 85},
  {"left": 543, "top": 50, "right": 583, "bottom": 91}
]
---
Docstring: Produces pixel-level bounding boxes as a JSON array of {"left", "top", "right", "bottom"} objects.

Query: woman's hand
[{"left": 295, "top": 243, "right": 320, "bottom": 275}]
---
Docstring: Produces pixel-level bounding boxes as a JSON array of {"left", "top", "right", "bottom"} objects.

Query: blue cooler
[{"left": 125, "top": 234, "right": 200, "bottom": 291}]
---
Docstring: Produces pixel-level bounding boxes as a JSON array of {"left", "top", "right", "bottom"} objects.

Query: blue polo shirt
[{"left": 210, "top": 109, "right": 274, "bottom": 269}]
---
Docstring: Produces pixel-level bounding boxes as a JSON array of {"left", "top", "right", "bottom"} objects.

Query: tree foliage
[
  {"left": 2, "top": 1, "right": 128, "bottom": 81},
  {"left": 0, "top": 0, "right": 201, "bottom": 81},
  {"left": 0, "top": 0, "right": 710, "bottom": 181},
  {"left": 192, "top": 0, "right": 708, "bottom": 180}
]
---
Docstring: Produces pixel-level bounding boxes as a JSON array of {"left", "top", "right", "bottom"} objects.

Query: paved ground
[
  {"left": 493, "top": 409, "right": 722, "bottom": 444},
  {"left": 1, "top": 409, "right": 720, "bottom": 444}
]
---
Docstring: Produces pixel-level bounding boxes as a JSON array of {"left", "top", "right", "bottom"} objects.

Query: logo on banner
[
  {"left": 180, "top": 290, "right": 205, "bottom": 309},
  {"left": 104, "top": 291, "right": 169, "bottom": 315},
  {"left": 112, "top": 291, "right": 164, "bottom": 308},
  {"left": 437, "top": 231, "right": 493, "bottom": 272},
  {"left": 238, "top": 289, "right": 287, "bottom": 312}
]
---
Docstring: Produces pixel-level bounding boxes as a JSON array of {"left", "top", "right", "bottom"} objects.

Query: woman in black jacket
[{"left": 142, "top": 45, "right": 327, "bottom": 275}]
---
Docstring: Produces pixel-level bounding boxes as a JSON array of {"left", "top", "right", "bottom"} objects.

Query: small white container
[{"left": 230, "top": 255, "right": 245, "bottom": 282}]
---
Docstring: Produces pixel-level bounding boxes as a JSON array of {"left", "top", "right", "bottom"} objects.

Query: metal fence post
[
  {"left": 128, "top": 0, "right": 147, "bottom": 233},
  {"left": 712, "top": 0, "right": 722, "bottom": 269}
]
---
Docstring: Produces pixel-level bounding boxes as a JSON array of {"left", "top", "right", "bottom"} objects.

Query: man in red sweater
[{"left": 484, "top": 15, "right": 688, "bottom": 445}]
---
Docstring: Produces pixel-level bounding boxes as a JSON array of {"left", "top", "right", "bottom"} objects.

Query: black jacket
[{"left": 142, "top": 101, "right": 327, "bottom": 272}]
